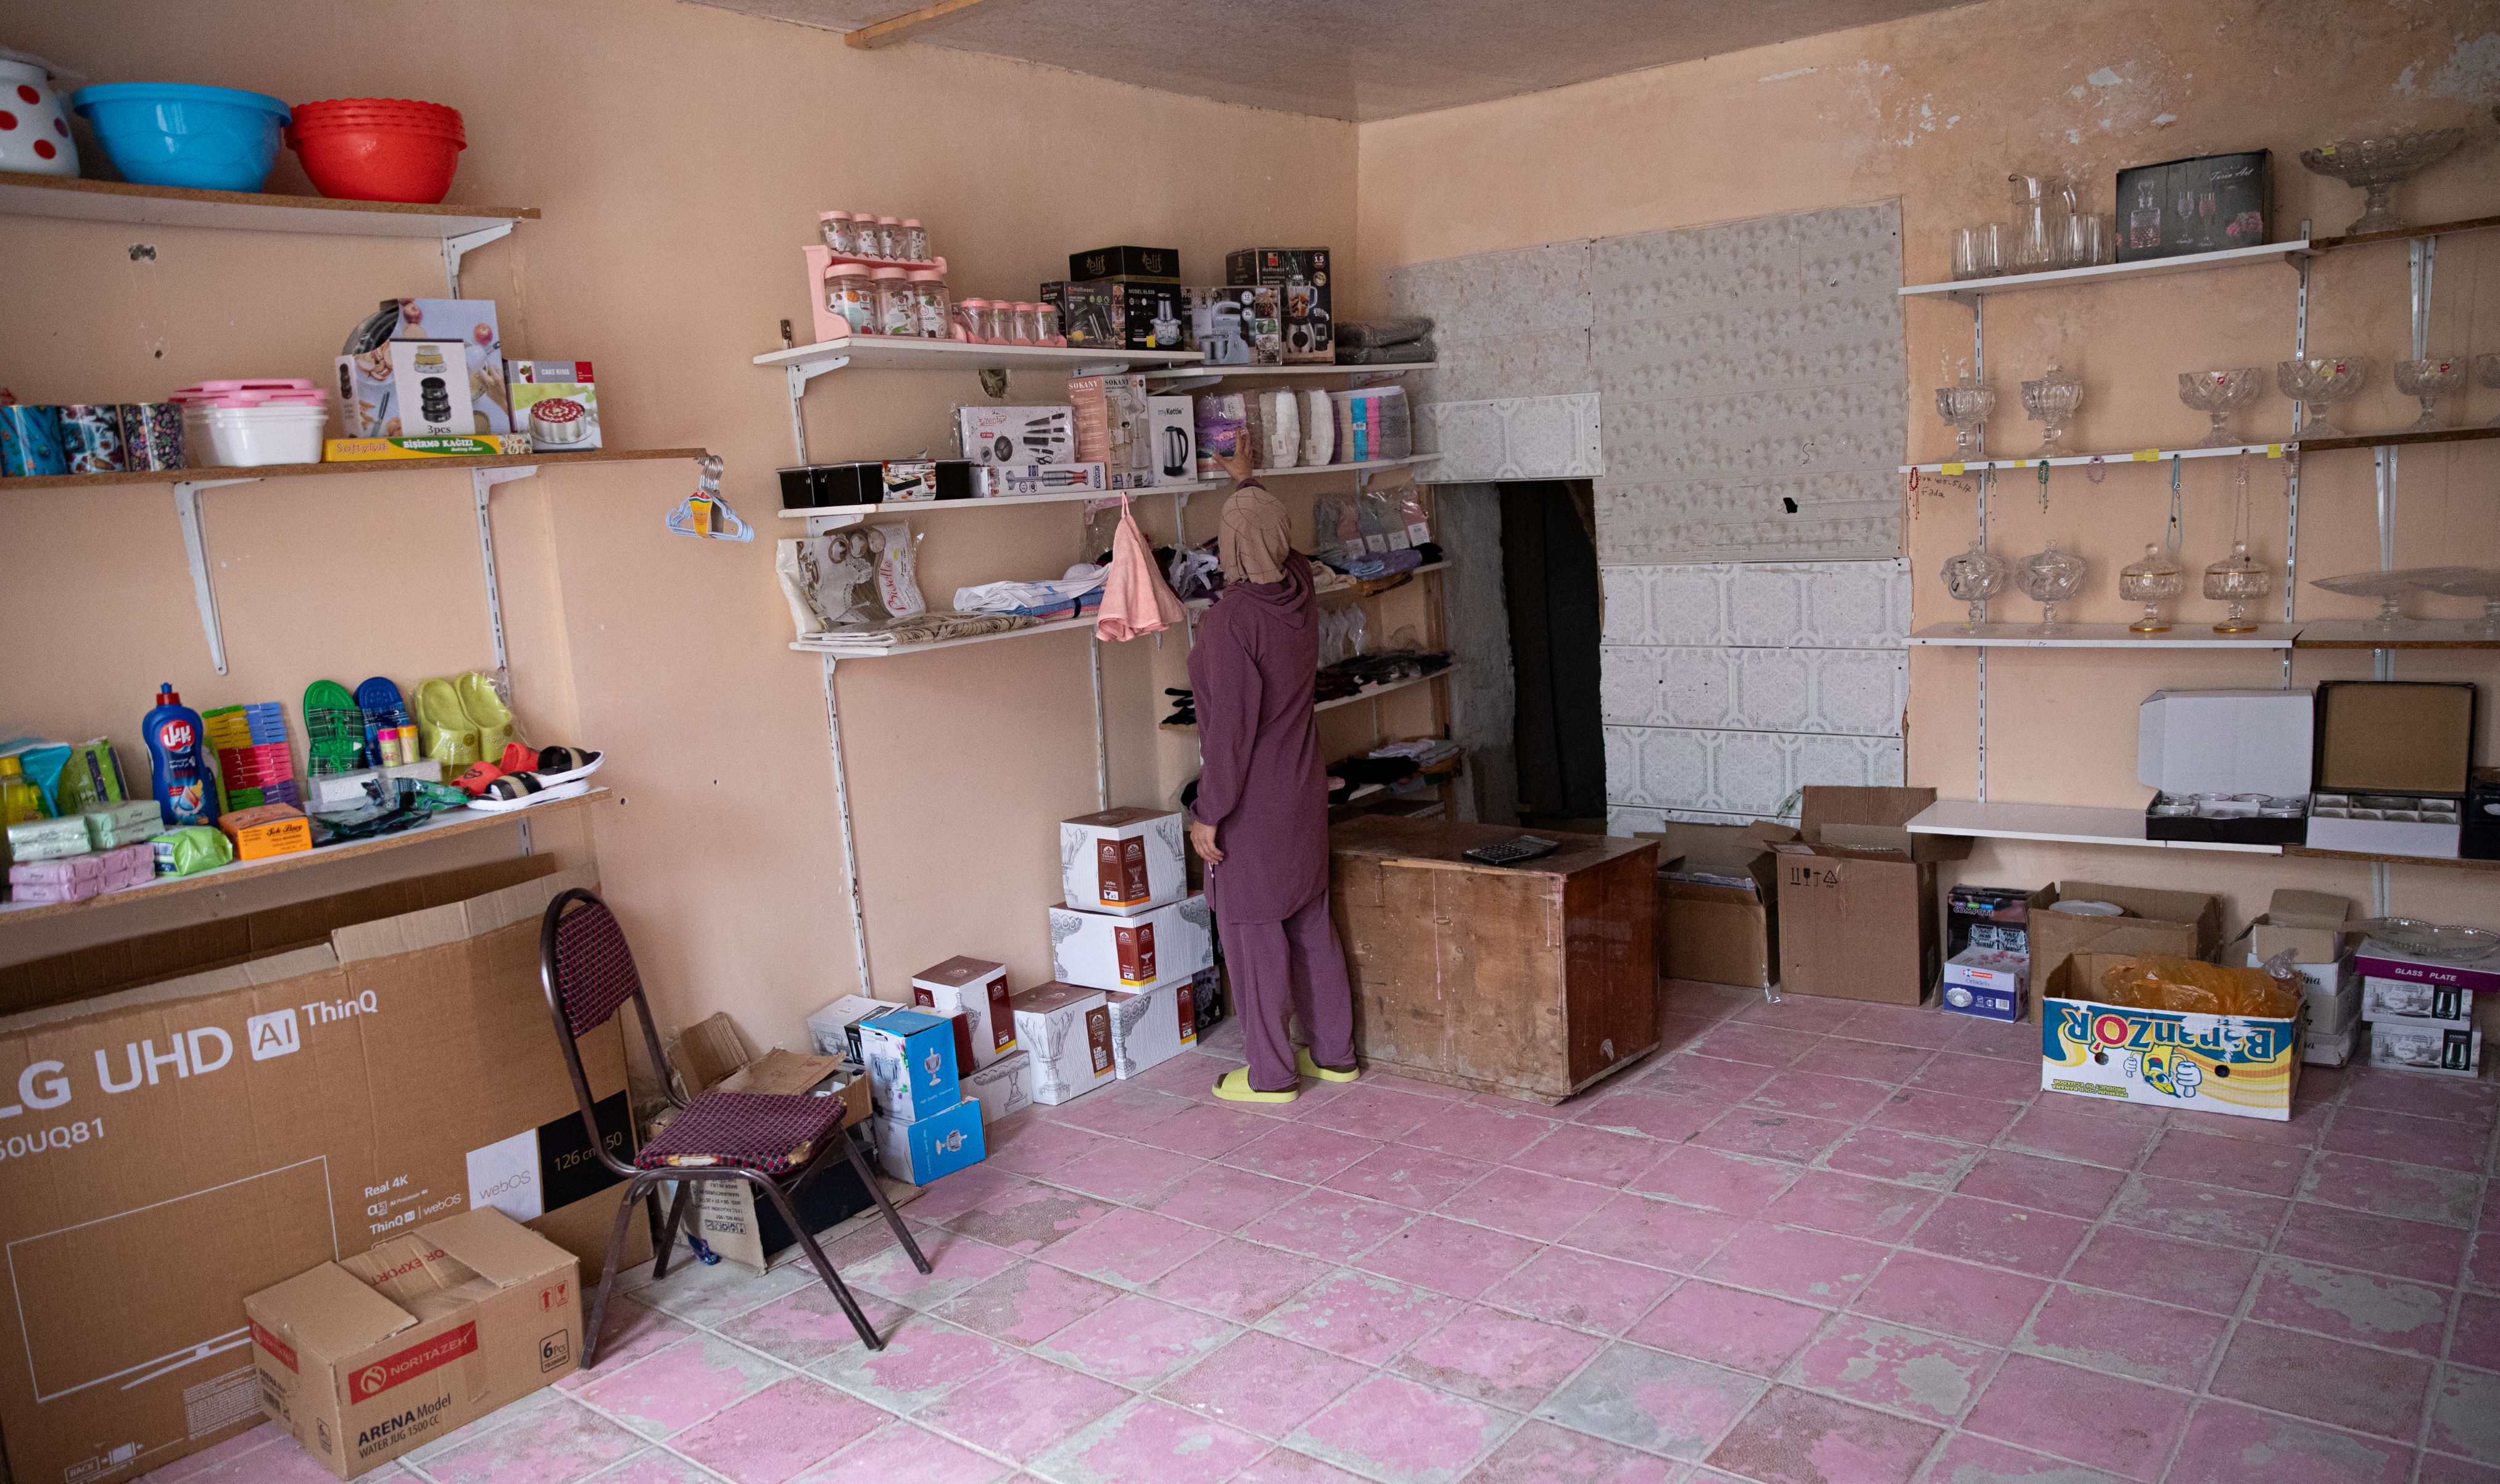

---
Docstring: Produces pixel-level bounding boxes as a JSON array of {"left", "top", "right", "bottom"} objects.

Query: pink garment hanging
[{"left": 1095, "top": 495, "right": 1183, "bottom": 641}]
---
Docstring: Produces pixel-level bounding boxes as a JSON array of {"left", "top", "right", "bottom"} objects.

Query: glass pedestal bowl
[
  {"left": 2179, "top": 368, "right": 2267, "bottom": 447},
  {"left": 2120, "top": 544, "right": 2187, "bottom": 632},
  {"left": 2299, "top": 130, "right": 2466, "bottom": 236},
  {"left": 2021, "top": 363, "right": 2084, "bottom": 457},
  {"left": 2201, "top": 542, "right": 2273, "bottom": 633},
  {"left": 2307, "top": 567, "right": 2468, "bottom": 633},
  {"left": 2277, "top": 357, "right": 2370, "bottom": 440},
  {"left": 2418, "top": 567, "right": 2500, "bottom": 637},
  {"left": 1935, "top": 373, "right": 1995, "bottom": 460},
  {"left": 2395, "top": 356, "right": 2465, "bottom": 432},
  {"left": 1940, "top": 543, "right": 2014, "bottom": 630},
  {"left": 2014, "top": 539, "right": 2088, "bottom": 633}
]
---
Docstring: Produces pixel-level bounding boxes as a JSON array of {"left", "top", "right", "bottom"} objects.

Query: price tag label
[
  {"left": 2266, "top": 444, "right": 2285, "bottom": 458},
  {"left": 1940, "top": 461, "right": 1966, "bottom": 476},
  {"left": 2132, "top": 449, "right": 2160, "bottom": 461}
]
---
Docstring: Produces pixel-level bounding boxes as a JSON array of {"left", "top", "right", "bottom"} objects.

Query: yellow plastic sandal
[
  {"left": 455, "top": 670, "right": 516, "bottom": 761},
  {"left": 412, "top": 677, "right": 481, "bottom": 770},
  {"left": 1212, "top": 1066, "right": 1298, "bottom": 1104},
  {"left": 1297, "top": 1048, "right": 1360, "bottom": 1084}
]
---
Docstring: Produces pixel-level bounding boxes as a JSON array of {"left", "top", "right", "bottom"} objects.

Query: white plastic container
[{"left": 190, "top": 405, "right": 328, "bottom": 466}]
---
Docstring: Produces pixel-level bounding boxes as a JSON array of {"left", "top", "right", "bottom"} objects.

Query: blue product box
[
  {"left": 857, "top": 1007, "right": 961, "bottom": 1122},
  {"left": 1942, "top": 947, "right": 2027, "bottom": 1023},
  {"left": 872, "top": 1099, "right": 986, "bottom": 1185}
]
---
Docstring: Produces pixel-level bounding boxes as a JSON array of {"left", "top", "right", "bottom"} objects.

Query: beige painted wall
[
  {"left": 1353, "top": 0, "right": 2500, "bottom": 926},
  {"left": 0, "top": 0, "right": 1358, "bottom": 1044}
]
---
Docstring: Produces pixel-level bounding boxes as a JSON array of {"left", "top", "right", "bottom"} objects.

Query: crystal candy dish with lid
[
  {"left": 1940, "top": 543, "right": 2014, "bottom": 630},
  {"left": 2014, "top": 539, "right": 2087, "bottom": 633},
  {"left": 2120, "top": 544, "right": 2186, "bottom": 633}
]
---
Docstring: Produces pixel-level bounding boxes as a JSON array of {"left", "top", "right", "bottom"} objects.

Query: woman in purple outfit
[{"left": 1188, "top": 435, "right": 1361, "bottom": 1103}]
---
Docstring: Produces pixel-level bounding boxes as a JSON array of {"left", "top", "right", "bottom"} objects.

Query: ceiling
[{"left": 684, "top": 0, "right": 1979, "bottom": 121}]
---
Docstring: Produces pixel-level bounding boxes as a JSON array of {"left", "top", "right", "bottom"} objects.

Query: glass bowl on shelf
[
  {"left": 2021, "top": 362, "right": 2084, "bottom": 456},
  {"left": 2178, "top": 368, "right": 2267, "bottom": 447},
  {"left": 2014, "top": 539, "right": 2087, "bottom": 632},
  {"left": 2201, "top": 542, "right": 2272, "bottom": 633},
  {"left": 2306, "top": 566, "right": 2472, "bottom": 633},
  {"left": 2277, "top": 356, "right": 2370, "bottom": 440},
  {"left": 2354, "top": 917, "right": 2499, "bottom": 963},
  {"left": 1935, "top": 372, "right": 1995, "bottom": 459},
  {"left": 2298, "top": 129, "right": 2465, "bottom": 236},
  {"left": 1939, "top": 543, "right": 2014, "bottom": 630},
  {"left": 2393, "top": 355, "right": 2465, "bottom": 432},
  {"left": 2119, "top": 544, "right": 2186, "bottom": 632},
  {"left": 2416, "top": 567, "right": 2500, "bottom": 637}
]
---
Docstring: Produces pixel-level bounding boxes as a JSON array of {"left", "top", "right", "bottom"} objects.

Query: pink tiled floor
[{"left": 149, "top": 984, "right": 2500, "bottom": 1484}]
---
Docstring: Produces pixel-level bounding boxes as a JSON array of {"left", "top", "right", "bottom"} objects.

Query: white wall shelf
[
  {"left": 1246, "top": 456, "right": 1435, "bottom": 481},
  {"left": 2292, "top": 620, "right": 2500, "bottom": 650},
  {"left": 0, "top": 173, "right": 537, "bottom": 239},
  {"left": 1905, "top": 799, "right": 2284, "bottom": 854},
  {"left": 1185, "top": 562, "right": 1448, "bottom": 614},
  {"left": 1903, "top": 442, "right": 2286, "bottom": 476},
  {"left": 789, "top": 612, "right": 1098, "bottom": 658},
  {"left": 1141, "top": 362, "right": 1436, "bottom": 381},
  {"left": 1900, "top": 238, "right": 2308, "bottom": 303},
  {"left": 2, "top": 447, "right": 706, "bottom": 492},
  {"left": 1907, "top": 622, "right": 2297, "bottom": 649},
  {"left": 775, "top": 454, "right": 1439, "bottom": 524},
  {"left": 755, "top": 337, "right": 1204, "bottom": 379}
]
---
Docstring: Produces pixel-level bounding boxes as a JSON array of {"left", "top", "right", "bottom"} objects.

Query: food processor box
[
  {"left": 2303, "top": 681, "right": 2477, "bottom": 859},
  {"left": 1225, "top": 247, "right": 1332, "bottom": 363},
  {"left": 2137, "top": 688, "right": 2312, "bottom": 844}
]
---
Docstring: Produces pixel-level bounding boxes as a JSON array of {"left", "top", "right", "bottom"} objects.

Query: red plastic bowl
[{"left": 286, "top": 120, "right": 463, "bottom": 203}]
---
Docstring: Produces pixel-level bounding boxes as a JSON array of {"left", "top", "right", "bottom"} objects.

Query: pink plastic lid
[
  {"left": 930, "top": 256, "right": 946, "bottom": 274},
  {"left": 900, "top": 218, "right": 921, "bottom": 228},
  {"left": 189, "top": 389, "right": 329, "bottom": 410},
  {"left": 869, "top": 266, "right": 908, "bottom": 280},
  {"left": 957, "top": 297, "right": 990, "bottom": 308},
  {"left": 819, "top": 210, "right": 850, "bottom": 221},
  {"left": 170, "top": 378, "right": 318, "bottom": 400},
  {"left": 906, "top": 268, "right": 942, "bottom": 281},
  {"left": 877, "top": 215, "right": 901, "bottom": 226}
]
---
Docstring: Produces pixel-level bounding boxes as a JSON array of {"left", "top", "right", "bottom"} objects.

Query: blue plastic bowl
[{"left": 70, "top": 83, "right": 291, "bottom": 191}]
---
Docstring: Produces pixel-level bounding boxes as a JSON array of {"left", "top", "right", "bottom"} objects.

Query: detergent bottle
[{"left": 141, "top": 683, "right": 218, "bottom": 828}]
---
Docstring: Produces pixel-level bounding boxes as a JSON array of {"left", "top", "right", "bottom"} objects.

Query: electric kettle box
[
  {"left": 1061, "top": 807, "right": 1188, "bottom": 917},
  {"left": 1149, "top": 397, "right": 1198, "bottom": 488},
  {"left": 2304, "top": 680, "right": 2477, "bottom": 859}
]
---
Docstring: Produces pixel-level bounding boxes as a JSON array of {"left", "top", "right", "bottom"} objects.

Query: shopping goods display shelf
[
  {"left": 0, "top": 173, "right": 537, "bottom": 238},
  {"left": 2304, "top": 214, "right": 2500, "bottom": 252},
  {"left": 2, "top": 447, "right": 708, "bottom": 492},
  {"left": 1908, "top": 798, "right": 2499, "bottom": 871},
  {"left": 755, "top": 336, "right": 1204, "bottom": 378},
  {"left": 0, "top": 789, "right": 608, "bottom": 928},
  {"left": 777, "top": 456, "right": 1441, "bottom": 521},
  {"left": 1906, "top": 622, "right": 2298, "bottom": 649},
  {"left": 1140, "top": 362, "right": 1438, "bottom": 381},
  {"left": 788, "top": 612, "right": 1096, "bottom": 657},
  {"left": 1186, "top": 562, "right": 1450, "bottom": 614},
  {"left": 1161, "top": 666, "right": 1458, "bottom": 730},
  {"left": 1900, "top": 237, "right": 2308, "bottom": 304},
  {"left": 1901, "top": 426, "right": 2500, "bottom": 476},
  {"left": 2292, "top": 620, "right": 2500, "bottom": 649}
]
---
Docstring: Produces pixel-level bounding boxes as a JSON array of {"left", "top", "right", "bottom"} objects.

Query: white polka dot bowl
[{"left": 0, "top": 50, "right": 79, "bottom": 176}]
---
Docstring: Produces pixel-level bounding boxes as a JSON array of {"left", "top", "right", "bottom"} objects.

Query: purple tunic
[{"left": 1188, "top": 551, "right": 1327, "bottom": 925}]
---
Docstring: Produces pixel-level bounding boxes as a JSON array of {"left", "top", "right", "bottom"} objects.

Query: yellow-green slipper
[
  {"left": 1212, "top": 1066, "right": 1298, "bottom": 1103},
  {"left": 1297, "top": 1048, "right": 1360, "bottom": 1084}
]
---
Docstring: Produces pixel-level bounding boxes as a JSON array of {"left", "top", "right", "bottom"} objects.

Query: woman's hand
[
  {"left": 1217, "top": 421, "right": 1257, "bottom": 485},
  {"left": 1190, "top": 819, "right": 1224, "bottom": 866}
]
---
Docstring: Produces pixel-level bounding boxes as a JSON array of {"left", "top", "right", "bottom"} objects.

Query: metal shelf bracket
[
  {"left": 785, "top": 357, "right": 850, "bottom": 462},
  {"left": 172, "top": 477, "right": 262, "bottom": 675},
  {"left": 442, "top": 223, "right": 516, "bottom": 296},
  {"left": 472, "top": 464, "right": 538, "bottom": 670}
]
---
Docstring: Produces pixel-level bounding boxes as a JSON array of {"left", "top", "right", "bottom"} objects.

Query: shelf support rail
[
  {"left": 442, "top": 223, "right": 516, "bottom": 297},
  {"left": 1975, "top": 466, "right": 1990, "bottom": 802},
  {"left": 784, "top": 357, "right": 851, "bottom": 464},
  {"left": 471, "top": 465, "right": 537, "bottom": 670},
  {"left": 172, "top": 478, "right": 262, "bottom": 675},
  {"left": 1090, "top": 638, "right": 1109, "bottom": 811},
  {"left": 818, "top": 654, "right": 876, "bottom": 997}
]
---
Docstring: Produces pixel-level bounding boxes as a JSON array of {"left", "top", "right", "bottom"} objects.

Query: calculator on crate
[{"left": 1462, "top": 835, "right": 1559, "bottom": 867}]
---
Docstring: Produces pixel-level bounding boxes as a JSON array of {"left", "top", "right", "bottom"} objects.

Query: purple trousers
[{"left": 1220, "top": 891, "right": 1359, "bottom": 1092}]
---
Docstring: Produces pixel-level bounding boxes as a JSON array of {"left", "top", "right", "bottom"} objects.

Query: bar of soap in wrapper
[{"left": 2098, "top": 954, "right": 2303, "bottom": 1020}]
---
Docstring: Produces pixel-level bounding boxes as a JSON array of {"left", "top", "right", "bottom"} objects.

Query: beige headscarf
[{"left": 1219, "top": 480, "right": 1293, "bottom": 585}]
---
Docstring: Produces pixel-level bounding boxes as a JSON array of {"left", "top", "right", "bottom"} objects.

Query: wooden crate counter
[{"left": 1327, "top": 817, "right": 1658, "bottom": 1103}]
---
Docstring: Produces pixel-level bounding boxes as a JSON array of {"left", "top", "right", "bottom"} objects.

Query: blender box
[
  {"left": 244, "top": 1210, "right": 579, "bottom": 1481},
  {"left": 1105, "top": 975, "right": 1199, "bottom": 1079},
  {"left": 855, "top": 1008, "right": 961, "bottom": 1124},
  {"left": 1225, "top": 248, "right": 1333, "bottom": 363},
  {"left": 2041, "top": 953, "right": 2301, "bottom": 1121},
  {"left": 507, "top": 362, "right": 601, "bottom": 453},
  {"left": 1049, "top": 893, "right": 1215, "bottom": 991},
  {"left": 1059, "top": 807, "right": 1187, "bottom": 917},
  {"left": 2368, "top": 1023, "right": 2481, "bottom": 1076},
  {"left": 1009, "top": 982, "right": 1114, "bottom": 1105},
  {"left": 869, "top": 1099, "right": 985, "bottom": 1185},
  {"left": 909, "top": 956, "right": 1016, "bottom": 1070}
]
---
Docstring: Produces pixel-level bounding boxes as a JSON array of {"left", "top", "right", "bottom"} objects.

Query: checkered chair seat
[{"left": 634, "top": 1092, "right": 845, "bottom": 1175}]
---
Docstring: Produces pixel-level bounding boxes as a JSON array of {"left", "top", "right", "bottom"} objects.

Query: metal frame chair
[{"left": 538, "top": 887, "right": 929, "bottom": 1366}]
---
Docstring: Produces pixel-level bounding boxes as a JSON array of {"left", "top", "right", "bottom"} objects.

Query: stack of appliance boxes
[
  {"left": 1036, "top": 807, "right": 1222, "bottom": 1094},
  {"left": 1942, "top": 883, "right": 2037, "bottom": 1023}
]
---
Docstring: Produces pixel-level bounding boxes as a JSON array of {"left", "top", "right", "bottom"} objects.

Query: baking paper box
[
  {"left": 245, "top": 1210, "right": 577, "bottom": 1480},
  {"left": 2040, "top": 954, "right": 2301, "bottom": 1121}
]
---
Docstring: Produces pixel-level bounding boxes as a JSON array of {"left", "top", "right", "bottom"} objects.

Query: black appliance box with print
[
  {"left": 1041, "top": 281, "right": 1185, "bottom": 352},
  {"left": 2116, "top": 150, "right": 2270, "bottom": 262},
  {"left": 778, "top": 460, "right": 974, "bottom": 509},
  {"left": 1069, "top": 245, "right": 1180, "bottom": 283},
  {"left": 1225, "top": 247, "right": 1333, "bottom": 364},
  {"left": 2466, "top": 767, "right": 2500, "bottom": 861}
]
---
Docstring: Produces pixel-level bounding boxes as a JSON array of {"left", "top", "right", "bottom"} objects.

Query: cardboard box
[
  {"left": 1010, "top": 982, "right": 1114, "bottom": 1105},
  {"left": 2024, "top": 881, "right": 2223, "bottom": 1024},
  {"left": 336, "top": 339, "right": 475, "bottom": 439},
  {"left": 976, "top": 462, "right": 1107, "bottom": 498},
  {"left": 1639, "top": 821, "right": 1786, "bottom": 989},
  {"left": 1942, "top": 947, "right": 2027, "bottom": 1022},
  {"left": 1947, "top": 883, "right": 2044, "bottom": 958},
  {"left": 1106, "top": 976, "right": 1198, "bottom": 1079},
  {"left": 2116, "top": 150, "right": 2272, "bottom": 262},
  {"left": 805, "top": 994, "right": 894, "bottom": 1061},
  {"left": 2138, "top": 688, "right": 2314, "bottom": 845},
  {"left": 910, "top": 957, "right": 1016, "bottom": 1070},
  {"left": 2306, "top": 680, "right": 2478, "bottom": 859},
  {"left": 1184, "top": 285, "right": 1281, "bottom": 365},
  {"left": 962, "top": 1048, "right": 1035, "bottom": 1125},
  {"left": 0, "top": 860, "right": 645, "bottom": 1484},
  {"left": 2361, "top": 977, "right": 2475, "bottom": 1026},
  {"left": 1049, "top": 893, "right": 1215, "bottom": 991},
  {"left": 507, "top": 362, "right": 600, "bottom": 453},
  {"left": 2369, "top": 1023, "right": 2482, "bottom": 1076},
  {"left": 1060, "top": 807, "right": 1188, "bottom": 917},
  {"left": 221, "top": 802, "right": 310, "bottom": 861},
  {"left": 1771, "top": 787, "right": 1969, "bottom": 1004},
  {"left": 955, "top": 404, "right": 1074, "bottom": 466},
  {"left": 1070, "top": 245, "right": 1180, "bottom": 282},
  {"left": 1067, "top": 374, "right": 1157, "bottom": 489},
  {"left": 2231, "top": 931, "right": 2359, "bottom": 1032},
  {"left": 2353, "top": 937, "right": 2500, "bottom": 997},
  {"left": 323, "top": 435, "right": 531, "bottom": 461},
  {"left": 2248, "top": 889, "right": 2353, "bottom": 965},
  {"left": 1226, "top": 247, "right": 1333, "bottom": 363},
  {"left": 2042, "top": 954, "right": 2301, "bottom": 1121},
  {"left": 2306, "top": 1020, "right": 2361, "bottom": 1067},
  {"left": 246, "top": 1211, "right": 577, "bottom": 1480},
  {"left": 856, "top": 1008, "right": 961, "bottom": 1124},
  {"left": 870, "top": 1099, "right": 986, "bottom": 1185},
  {"left": 387, "top": 297, "right": 510, "bottom": 433},
  {"left": 1148, "top": 396, "right": 1197, "bottom": 485},
  {"left": 684, "top": 1154, "right": 887, "bottom": 1274}
]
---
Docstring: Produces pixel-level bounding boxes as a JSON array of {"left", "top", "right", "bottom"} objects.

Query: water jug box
[
  {"left": 1059, "top": 807, "right": 1186, "bottom": 917},
  {"left": 871, "top": 1099, "right": 985, "bottom": 1185},
  {"left": 1009, "top": 982, "right": 1114, "bottom": 1105},
  {"left": 909, "top": 956, "right": 1017, "bottom": 1070},
  {"left": 856, "top": 1008, "right": 961, "bottom": 1123}
]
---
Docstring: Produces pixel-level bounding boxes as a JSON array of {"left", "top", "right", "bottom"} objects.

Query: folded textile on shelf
[
  {"left": 1342, "top": 548, "right": 1424, "bottom": 581},
  {"left": 1336, "top": 318, "right": 1434, "bottom": 350},
  {"left": 1335, "top": 339, "right": 1434, "bottom": 365},
  {"left": 954, "top": 564, "right": 1107, "bottom": 616},
  {"left": 808, "top": 611, "right": 1043, "bottom": 652}
]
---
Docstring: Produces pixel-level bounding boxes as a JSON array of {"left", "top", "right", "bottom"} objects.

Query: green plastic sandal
[{"left": 454, "top": 670, "right": 516, "bottom": 761}]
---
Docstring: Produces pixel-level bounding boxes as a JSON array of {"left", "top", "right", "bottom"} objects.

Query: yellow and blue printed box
[{"left": 2040, "top": 954, "right": 2302, "bottom": 1122}]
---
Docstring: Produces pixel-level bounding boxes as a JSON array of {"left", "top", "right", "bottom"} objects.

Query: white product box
[
  {"left": 2241, "top": 950, "right": 2359, "bottom": 1033},
  {"left": 1941, "top": 947, "right": 2027, "bottom": 1023},
  {"left": 911, "top": 955, "right": 1017, "bottom": 1069},
  {"left": 2137, "top": 688, "right": 2314, "bottom": 796},
  {"left": 1009, "top": 981, "right": 1114, "bottom": 1105},
  {"left": 2361, "top": 976, "right": 2475, "bottom": 1026},
  {"left": 508, "top": 360, "right": 601, "bottom": 451},
  {"left": 1049, "top": 893, "right": 1214, "bottom": 990},
  {"left": 957, "top": 405, "right": 1074, "bottom": 466},
  {"left": 962, "top": 1048, "right": 1035, "bottom": 1124},
  {"left": 977, "top": 462, "right": 1106, "bottom": 498},
  {"left": 2304, "top": 799, "right": 2463, "bottom": 860},
  {"left": 806, "top": 994, "right": 895, "bottom": 1060},
  {"left": 1148, "top": 395, "right": 1197, "bottom": 486},
  {"left": 2304, "top": 1021, "right": 2361, "bottom": 1066},
  {"left": 1106, "top": 976, "right": 1199, "bottom": 1079},
  {"left": 1059, "top": 807, "right": 1188, "bottom": 917},
  {"left": 2367, "top": 1023, "right": 2483, "bottom": 1076},
  {"left": 336, "top": 339, "right": 476, "bottom": 437}
]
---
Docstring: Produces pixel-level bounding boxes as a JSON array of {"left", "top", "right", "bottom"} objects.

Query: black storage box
[
  {"left": 1069, "top": 245, "right": 1180, "bottom": 283},
  {"left": 2145, "top": 793, "right": 2308, "bottom": 846},
  {"left": 2116, "top": 150, "right": 2272, "bottom": 262},
  {"left": 2462, "top": 767, "right": 2499, "bottom": 860},
  {"left": 1947, "top": 883, "right": 2045, "bottom": 957},
  {"left": 777, "top": 460, "right": 973, "bottom": 509}
]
